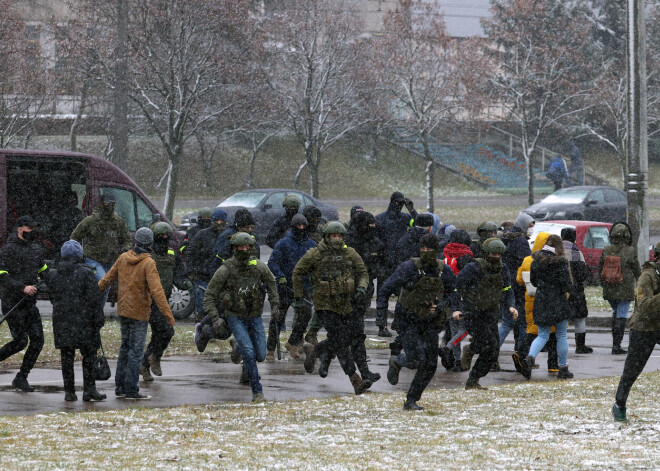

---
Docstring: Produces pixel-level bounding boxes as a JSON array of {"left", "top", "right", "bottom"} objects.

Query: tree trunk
[
  {"left": 527, "top": 151, "right": 535, "bottom": 206},
  {"left": 422, "top": 139, "right": 434, "bottom": 213},
  {"left": 70, "top": 83, "right": 88, "bottom": 152},
  {"left": 310, "top": 159, "right": 320, "bottom": 198},
  {"left": 163, "top": 151, "right": 181, "bottom": 221},
  {"left": 248, "top": 148, "right": 257, "bottom": 189},
  {"left": 112, "top": 0, "right": 129, "bottom": 169}
]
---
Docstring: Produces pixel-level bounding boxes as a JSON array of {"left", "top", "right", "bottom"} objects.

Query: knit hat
[
  {"left": 449, "top": 229, "right": 472, "bottom": 247},
  {"left": 135, "top": 227, "right": 154, "bottom": 245},
  {"left": 291, "top": 214, "right": 308, "bottom": 227},
  {"left": 60, "top": 240, "right": 83, "bottom": 259},
  {"left": 415, "top": 213, "right": 434, "bottom": 228},
  {"left": 233, "top": 209, "right": 254, "bottom": 228},
  {"left": 420, "top": 234, "right": 440, "bottom": 251},
  {"left": 439, "top": 224, "right": 456, "bottom": 237},
  {"left": 212, "top": 208, "right": 228, "bottom": 222}
]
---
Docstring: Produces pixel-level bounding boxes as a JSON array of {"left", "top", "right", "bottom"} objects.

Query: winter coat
[
  {"left": 393, "top": 227, "right": 429, "bottom": 266},
  {"left": 455, "top": 259, "right": 515, "bottom": 314},
  {"left": 266, "top": 213, "right": 295, "bottom": 249},
  {"left": 375, "top": 201, "right": 418, "bottom": 270},
  {"left": 98, "top": 248, "right": 174, "bottom": 324},
  {"left": 345, "top": 230, "right": 386, "bottom": 281},
  {"left": 529, "top": 250, "right": 572, "bottom": 327},
  {"left": 599, "top": 222, "right": 641, "bottom": 301},
  {"left": 292, "top": 239, "right": 369, "bottom": 315},
  {"left": 203, "top": 255, "right": 278, "bottom": 321},
  {"left": 516, "top": 232, "right": 553, "bottom": 335},
  {"left": 70, "top": 210, "right": 132, "bottom": 264},
  {"left": 180, "top": 220, "right": 211, "bottom": 254},
  {"left": 0, "top": 233, "right": 48, "bottom": 308},
  {"left": 268, "top": 229, "right": 316, "bottom": 291},
  {"left": 563, "top": 240, "right": 590, "bottom": 319},
  {"left": 376, "top": 258, "right": 458, "bottom": 327},
  {"left": 209, "top": 226, "right": 260, "bottom": 277},
  {"left": 629, "top": 261, "right": 660, "bottom": 331},
  {"left": 185, "top": 224, "right": 225, "bottom": 282},
  {"left": 46, "top": 257, "right": 104, "bottom": 349}
]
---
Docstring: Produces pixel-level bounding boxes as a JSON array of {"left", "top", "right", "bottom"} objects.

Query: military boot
[
  {"left": 304, "top": 328, "right": 319, "bottom": 346},
  {"left": 65, "top": 391, "right": 78, "bottom": 402},
  {"left": 285, "top": 342, "right": 301, "bottom": 360},
  {"left": 522, "top": 355, "right": 535, "bottom": 380},
  {"left": 349, "top": 373, "right": 372, "bottom": 395},
  {"left": 612, "top": 403, "right": 627, "bottom": 422},
  {"left": 612, "top": 318, "right": 628, "bottom": 354},
  {"left": 303, "top": 343, "right": 316, "bottom": 373},
  {"left": 83, "top": 389, "right": 107, "bottom": 402},
  {"left": 353, "top": 341, "right": 381, "bottom": 383},
  {"left": 148, "top": 354, "right": 162, "bottom": 376},
  {"left": 229, "top": 339, "right": 242, "bottom": 364},
  {"left": 318, "top": 350, "right": 331, "bottom": 378},
  {"left": 387, "top": 356, "right": 401, "bottom": 385},
  {"left": 438, "top": 346, "right": 455, "bottom": 370},
  {"left": 403, "top": 400, "right": 425, "bottom": 411},
  {"left": 140, "top": 364, "right": 154, "bottom": 382},
  {"left": 465, "top": 378, "right": 488, "bottom": 390}
]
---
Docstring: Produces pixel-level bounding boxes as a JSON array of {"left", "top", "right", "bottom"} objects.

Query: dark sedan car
[
  {"left": 179, "top": 188, "right": 339, "bottom": 242},
  {"left": 522, "top": 186, "right": 627, "bottom": 223}
]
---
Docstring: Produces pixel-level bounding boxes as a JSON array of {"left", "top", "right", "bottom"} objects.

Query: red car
[{"left": 529, "top": 220, "right": 612, "bottom": 282}]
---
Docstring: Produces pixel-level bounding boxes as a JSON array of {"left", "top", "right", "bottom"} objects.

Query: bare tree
[
  {"left": 483, "top": 0, "right": 599, "bottom": 205},
  {"left": 263, "top": 0, "right": 371, "bottom": 198},
  {"left": 370, "top": 0, "right": 485, "bottom": 212},
  {"left": 0, "top": 0, "right": 53, "bottom": 148}
]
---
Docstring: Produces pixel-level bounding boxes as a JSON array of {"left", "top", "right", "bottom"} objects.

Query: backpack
[{"left": 601, "top": 255, "right": 623, "bottom": 284}]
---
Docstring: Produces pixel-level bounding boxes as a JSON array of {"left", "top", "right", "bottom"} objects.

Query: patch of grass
[{"left": 2, "top": 372, "right": 660, "bottom": 469}]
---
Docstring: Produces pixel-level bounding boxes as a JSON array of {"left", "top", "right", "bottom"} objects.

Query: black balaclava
[
  {"left": 291, "top": 214, "right": 308, "bottom": 239},
  {"left": 355, "top": 211, "right": 376, "bottom": 240},
  {"left": 389, "top": 192, "right": 405, "bottom": 215},
  {"left": 234, "top": 247, "right": 251, "bottom": 262},
  {"left": 419, "top": 234, "right": 440, "bottom": 267},
  {"left": 153, "top": 235, "right": 170, "bottom": 255},
  {"left": 303, "top": 206, "right": 322, "bottom": 233}
]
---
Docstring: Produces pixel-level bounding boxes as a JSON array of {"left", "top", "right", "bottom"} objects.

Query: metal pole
[{"left": 626, "top": 0, "right": 649, "bottom": 262}]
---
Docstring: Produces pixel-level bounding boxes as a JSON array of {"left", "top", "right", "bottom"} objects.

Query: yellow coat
[{"left": 516, "top": 232, "right": 555, "bottom": 335}]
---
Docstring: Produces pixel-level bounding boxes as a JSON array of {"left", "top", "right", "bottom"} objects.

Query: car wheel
[{"left": 170, "top": 284, "right": 195, "bottom": 320}]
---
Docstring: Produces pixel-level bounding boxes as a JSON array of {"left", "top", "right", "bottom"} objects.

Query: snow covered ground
[{"left": 1, "top": 371, "right": 659, "bottom": 470}]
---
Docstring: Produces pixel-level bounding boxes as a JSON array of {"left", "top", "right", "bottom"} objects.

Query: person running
[{"left": 380, "top": 234, "right": 458, "bottom": 410}]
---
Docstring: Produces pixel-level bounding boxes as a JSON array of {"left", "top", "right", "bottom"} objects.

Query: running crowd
[{"left": 0, "top": 192, "right": 656, "bottom": 419}]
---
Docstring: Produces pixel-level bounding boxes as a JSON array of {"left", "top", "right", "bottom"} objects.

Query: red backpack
[{"left": 601, "top": 255, "right": 623, "bottom": 284}]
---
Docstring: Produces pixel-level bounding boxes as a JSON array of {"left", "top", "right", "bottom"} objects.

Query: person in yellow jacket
[{"left": 512, "top": 232, "right": 559, "bottom": 374}]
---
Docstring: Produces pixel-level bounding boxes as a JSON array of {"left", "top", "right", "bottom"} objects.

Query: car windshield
[
  {"left": 218, "top": 192, "right": 267, "bottom": 208},
  {"left": 541, "top": 189, "right": 590, "bottom": 205}
]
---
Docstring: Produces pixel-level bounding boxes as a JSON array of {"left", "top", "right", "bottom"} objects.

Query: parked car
[
  {"left": 179, "top": 189, "right": 339, "bottom": 242},
  {"left": 522, "top": 186, "right": 626, "bottom": 223},
  {"left": 528, "top": 220, "right": 612, "bottom": 282}
]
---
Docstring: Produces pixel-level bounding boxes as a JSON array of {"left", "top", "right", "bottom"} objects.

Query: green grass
[{"left": 2, "top": 371, "right": 660, "bottom": 469}]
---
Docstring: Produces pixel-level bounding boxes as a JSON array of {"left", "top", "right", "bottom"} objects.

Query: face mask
[
  {"left": 392, "top": 202, "right": 404, "bottom": 214},
  {"left": 486, "top": 256, "right": 503, "bottom": 271},
  {"left": 153, "top": 237, "right": 169, "bottom": 254},
  {"left": 358, "top": 226, "right": 375, "bottom": 240},
  {"left": 100, "top": 204, "right": 114, "bottom": 218},
  {"left": 327, "top": 238, "right": 344, "bottom": 250},
  {"left": 22, "top": 230, "right": 37, "bottom": 242},
  {"left": 420, "top": 249, "right": 438, "bottom": 265},
  {"left": 286, "top": 208, "right": 299, "bottom": 218},
  {"left": 526, "top": 227, "right": 534, "bottom": 238},
  {"left": 235, "top": 249, "right": 251, "bottom": 261},
  {"left": 292, "top": 227, "right": 307, "bottom": 238},
  {"left": 198, "top": 218, "right": 211, "bottom": 228},
  {"left": 213, "top": 221, "right": 227, "bottom": 233}
]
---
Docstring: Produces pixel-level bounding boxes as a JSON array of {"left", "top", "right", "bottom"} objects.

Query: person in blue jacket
[
  {"left": 266, "top": 214, "right": 316, "bottom": 361},
  {"left": 455, "top": 238, "right": 517, "bottom": 390},
  {"left": 379, "top": 234, "right": 459, "bottom": 411}
]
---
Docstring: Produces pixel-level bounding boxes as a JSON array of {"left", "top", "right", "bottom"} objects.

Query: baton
[
  {"left": 285, "top": 287, "right": 313, "bottom": 306},
  {"left": 0, "top": 295, "right": 28, "bottom": 325}
]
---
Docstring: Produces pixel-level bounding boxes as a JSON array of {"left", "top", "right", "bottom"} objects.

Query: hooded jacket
[
  {"left": 529, "top": 246, "right": 572, "bottom": 327},
  {"left": 629, "top": 261, "right": 660, "bottom": 331},
  {"left": 46, "top": 256, "right": 104, "bottom": 349},
  {"left": 375, "top": 194, "right": 418, "bottom": 270},
  {"left": 0, "top": 233, "right": 48, "bottom": 308},
  {"left": 98, "top": 249, "right": 174, "bottom": 324},
  {"left": 516, "top": 232, "right": 553, "bottom": 335},
  {"left": 268, "top": 229, "right": 316, "bottom": 289},
  {"left": 185, "top": 224, "right": 226, "bottom": 282},
  {"left": 70, "top": 210, "right": 132, "bottom": 264},
  {"left": 599, "top": 222, "right": 641, "bottom": 301}
]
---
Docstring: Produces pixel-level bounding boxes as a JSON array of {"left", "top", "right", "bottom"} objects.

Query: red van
[{"left": 0, "top": 148, "right": 193, "bottom": 318}]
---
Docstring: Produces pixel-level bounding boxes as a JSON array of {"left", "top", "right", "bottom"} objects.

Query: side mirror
[
  {"left": 585, "top": 199, "right": 598, "bottom": 206},
  {"left": 263, "top": 204, "right": 272, "bottom": 210}
]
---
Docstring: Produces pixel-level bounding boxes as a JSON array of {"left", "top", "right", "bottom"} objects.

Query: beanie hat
[
  {"left": 449, "top": 229, "right": 472, "bottom": 247},
  {"left": 355, "top": 211, "right": 375, "bottom": 229},
  {"left": 420, "top": 234, "right": 440, "bottom": 251},
  {"left": 212, "top": 208, "right": 228, "bottom": 222},
  {"left": 291, "top": 214, "right": 308, "bottom": 227},
  {"left": 415, "top": 213, "right": 434, "bottom": 228},
  {"left": 439, "top": 224, "right": 456, "bottom": 236},
  {"left": 234, "top": 209, "right": 254, "bottom": 228},
  {"left": 61, "top": 240, "right": 83, "bottom": 259},
  {"left": 560, "top": 227, "right": 577, "bottom": 243},
  {"left": 390, "top": 191, "right": 405, "bottom": 203},
  {"left": 135, "top": 227, "right": 154, "bottom": 245}
]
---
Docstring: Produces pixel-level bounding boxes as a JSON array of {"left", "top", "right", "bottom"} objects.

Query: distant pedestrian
[
  {"left": 98, "top": 227, "right": 175, "bottom": 400},
  {"left": 46, "top": 240, "right": 106, "bottom": 402},
  {"left": 546, "top": 155, "right": 569, "bottom": 191},
  {"left": 600, "top": 222, "right": 641, "bottom": 355},
  {"left": 568, "top": 140, "right": 584, "bottom": 186},
  {"left": 612, "top": 242, "right": 660, "bottom": 422}
]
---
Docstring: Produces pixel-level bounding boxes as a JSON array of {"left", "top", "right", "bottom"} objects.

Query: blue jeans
[
  {"left": 195, "top": 281, "right": 209, "bottom": 317},
  {"left": 86, "top": 257, "right": 114, "bottom": 305},
  {"left": 529, "top": 320, "right": 569, "bottom": 367},
  {"left": 226, "top": 316, "right": 266, "bottom": 395},
  {"left": 115, "top": 317, "right": 149, "bottom": 395},
  {"left": 498, "top": 306, "right": 527, "bottom": 351},
  {"left": 608, "top": 300, "right": 631, "bottom": 319}
]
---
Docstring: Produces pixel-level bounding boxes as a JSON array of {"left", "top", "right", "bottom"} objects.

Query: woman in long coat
[
  {"left": 46, "top": 240, "right": 106, "bottom": 402},
  {"left": 522, "top": 234, "right": 574, "bottom": 380}
]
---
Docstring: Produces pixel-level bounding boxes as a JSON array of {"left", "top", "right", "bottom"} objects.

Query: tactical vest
[
  {"left": 225, "top": 260, "right": 264, "bottom": 315},
  {"left": 152, "top": 249, "right": 176, "bottom": 298},
  {"left": 465, "top": 258, "right": 503, "bottom": 311},
  {"left": 399, "top": 258, "right": 444, "bottom": 320},
  {"left": 315, "top": 248, "right": 355, "bottom": 300}
]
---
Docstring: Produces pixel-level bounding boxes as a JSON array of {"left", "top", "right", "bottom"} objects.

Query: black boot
[
  {"left": 318, "top": 350, "right": 331, "bottom": 378},
  {"left": 12, "top": 373, "right": 35, "bottom": 392},
  {"left": 438, "top": 346, "right": 455, "bottom": 370},
  {"left": 83, "top": 389, "right": 107, "bottom": 402},
  {"left": 612, "top": 318, "right": 628, "bottom": 354},
  {"left": 575, "top": 333, "right": 593, "bottom": 354},
  {"left": 354, "top": 341, "right": 381, "bottom": 384}
]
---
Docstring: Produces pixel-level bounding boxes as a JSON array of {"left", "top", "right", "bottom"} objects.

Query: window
[
  {"left": 218, "top": 191, "right": 267, "bottom": 208},
  {"left": 583, "top": 226, "right": 610, "bottom": 249},
  {"left": 587, "top": 190, "right": 605, "bottom": 204},
  {"left": 100, "top": 187, "right": 136, "bottom": 230},
  {"left": 136, "top": 195, "right": 154, "bottom": 229},
  {"left": 605, "top": 189, "right": 626, "bottom": 203},
  {"left": 264, "top": 192, "right": 286, "bottom": 209},
  {"left": 304, "top": 196, "right": 315, "bottom": 208}
]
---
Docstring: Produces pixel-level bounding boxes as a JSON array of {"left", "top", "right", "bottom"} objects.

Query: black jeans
[
  {"left": 267, "top": 288, "right": 293, "bottom": 352},
  {"left": 287, "top": 290, "right": 313, "bottom": 347},
  {"left": 395, "top": 317, "right": 439, "bottom": 403},
  {"left": 465, "top": 311, "right": 500, "bottom": 381},
  {"left": 61, "top": 345, "right": 97, "bottom": 393},
  {"left": 0, "top": 304, "right": 44, "bottom": 376},
  {"left": 315, "top": 310, "right": 358, "bottom": 377},
  {"left": 142, "top": 304, "right": 175, "bottom": 367},
  {"left": 376, "top": 271, "right": 394, "bottom": 327},
  {"left": 615, "top": 329, "right": 660, "bottom": 407}
]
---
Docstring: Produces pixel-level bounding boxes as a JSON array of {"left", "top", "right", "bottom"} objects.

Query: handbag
[{"left": 93, "top": 342, "right": 112, "bottom": 381}]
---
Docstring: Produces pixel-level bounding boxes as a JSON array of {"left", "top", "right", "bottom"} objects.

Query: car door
[
  {"left": 604, "top": 189, "right": 627, "bottom": 223},
  {"left": 583, "top": 189, "right": 606, "bottom": 221}
]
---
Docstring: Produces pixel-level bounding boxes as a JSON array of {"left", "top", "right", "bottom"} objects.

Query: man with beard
[
  {"left": 375, "top": 192, "right": 418, "bottom": 337},
  {"left": 455, "top": 238, "right": 517, "bottom": 390},
  {"left": 380, "top": 234, "right": 458, "bottom": 410},
  {"left": 266, "top": 195, "right": 301, "bottom": 249},
  {"left": 70, "top": 193, "right": 132, "bottom": 305}
]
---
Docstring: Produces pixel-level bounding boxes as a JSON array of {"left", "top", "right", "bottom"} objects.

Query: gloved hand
[
  {"left": 212, "top": 318, "right": 227, "bottom": 335},
  {"left": 353, "top": 286, "right": 367, "bottom": 305},
  {"left": 292, "top": 298, "right": 306, "bottom": 310},
  {"left": 404, "top": 197, "right": 415, "bottom": 212},
  {"left": 277, "top": 277, "right": 288, "bottom": 287},
  {"left": 183, "top": 279, "right": 195, "bottom": 293}
]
